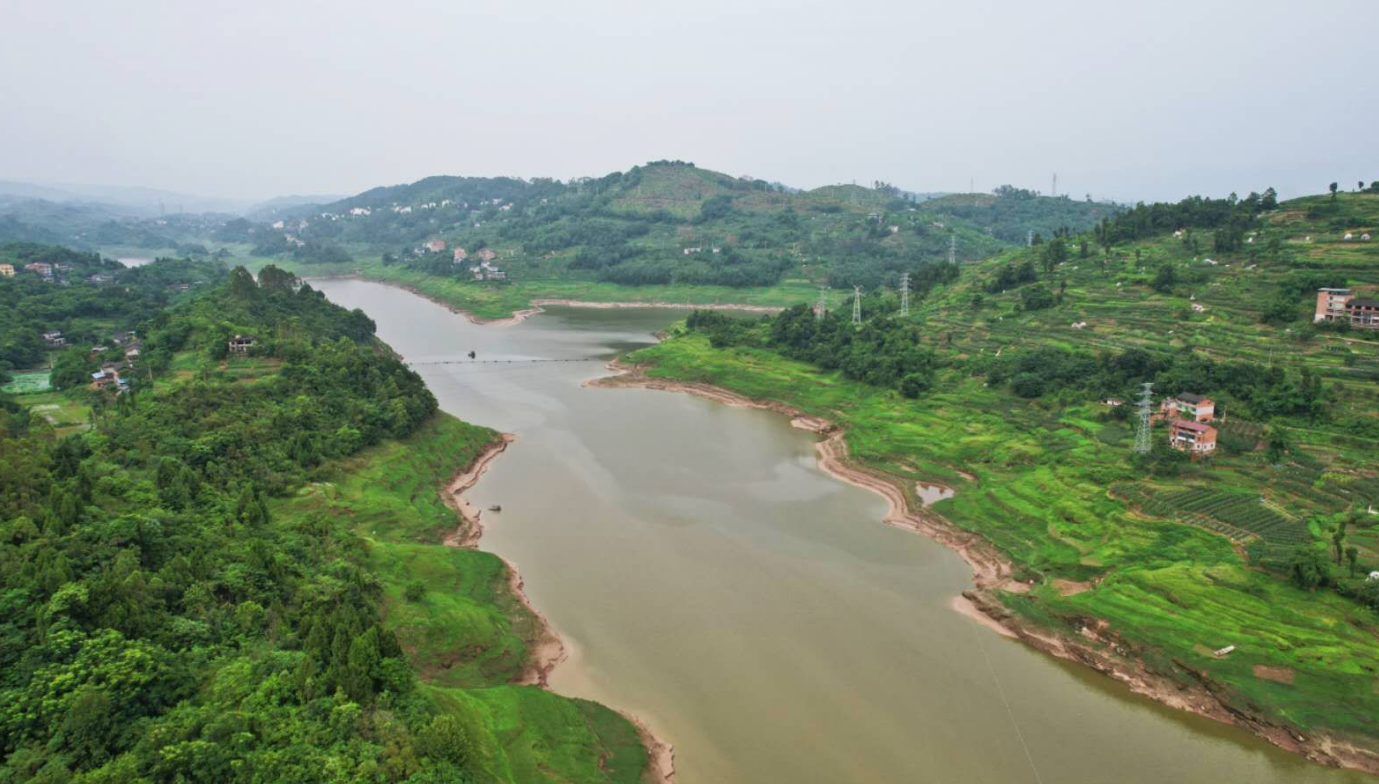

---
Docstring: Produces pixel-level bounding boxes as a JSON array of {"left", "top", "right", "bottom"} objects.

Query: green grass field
[
  {"left": 271, "top": 415, "right": 649, "bottom": 783},
  {"left": 1, "top": 370, "right": 50, "bottom": 394}
]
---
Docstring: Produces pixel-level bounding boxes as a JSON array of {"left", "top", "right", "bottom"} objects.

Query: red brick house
[
  {"left": 1315, "top": 288, "right": 1379, "bottom": 330},
  {"left": 1169, "top": 419, "right": 1217, "bottom": 456}
]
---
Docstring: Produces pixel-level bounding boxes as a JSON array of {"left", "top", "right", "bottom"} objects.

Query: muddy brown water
[{"left": 315, "top": 278, "right": 1370, "bottom": 784}]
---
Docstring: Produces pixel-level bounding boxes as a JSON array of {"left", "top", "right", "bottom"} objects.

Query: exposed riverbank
[
  {"left": 592, "top": 358, "right": 1379, "bottom": 777},
  {"left": 439, "top": 429, "right": 677, "bottom": 782},
  {"left": 303, "top": 271, "right": 783, "bottom": 326}
]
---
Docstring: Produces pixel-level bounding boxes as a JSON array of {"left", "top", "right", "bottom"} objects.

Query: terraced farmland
[{"left": 1119, "top": 484, "right": 1311, "bottom": 544}]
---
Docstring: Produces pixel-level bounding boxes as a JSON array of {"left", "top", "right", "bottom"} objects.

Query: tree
[
  {"left": 1151, "top": 264, "right": 1177, "bottom": 293},
  {"left": 228, "top": 265, "right": 258, "bottom": 299},
  {"left": 1288, "top": 546, "right": 1332, "bottom": 591},
  {"left": 1332, "top": 522, "right": 1348, "bottom": 565},
  {"left": 1011, "top": 372, "right": 1045, "bottom": 398},
  {"left": 900, "top": 372, "right": 932, "bottom": 398},
  {"left": 1260, "top": 187, "right": 1278, "bottom": 210},
  {"left": 1265, "top": 426, "right": 1291, "bottom": 463},
  {"left": 1345, "top": 545, "right": 1360, "bottom": 577},
  {"left": 1329, "top": 182, "right": 1339, "bottom": 200},
  {"left": 418, "top": 714, "right": 478, "bottom": 768},
  {"left": 1019, "top": 285, "right": 1056, "bottom": 311}
]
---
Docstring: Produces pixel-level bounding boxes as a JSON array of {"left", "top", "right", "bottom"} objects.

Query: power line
[
  {"left": 962, "top": 610, "right": 1047, "bottom": 784},
  {"left": 406, "top": 356, "right": 604, "bottom": 367}
]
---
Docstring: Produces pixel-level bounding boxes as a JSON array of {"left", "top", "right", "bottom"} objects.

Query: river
[{"left": 313, "top": 278, "right": 1369, "bottom": 784}]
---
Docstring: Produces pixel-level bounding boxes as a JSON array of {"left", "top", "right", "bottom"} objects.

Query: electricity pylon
[
  {"left": 852, "top": 286, "right": 862, "bottom": 326},
  {"left": 899, "top": 272, "right": 910, "bottom": 317},
  {"left": 1134, "top": 382, "right": 1154, "bottom": 454},
  {"left": 949, "top": 235, "right": 957, "bottom": 264},
  {"left": 816, "top": 285, "right": 829, "bottom": 320}
]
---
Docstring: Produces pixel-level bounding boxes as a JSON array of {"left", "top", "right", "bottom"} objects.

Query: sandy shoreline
[
  {"left": 308, "top": 271, "right": 784, "bottom": 327},
  {"left": 590, "top": 359, "right": 1379, "bottom": 776},
  {"left": 437, "top": 430, "right": 677, "bottom": 782}
]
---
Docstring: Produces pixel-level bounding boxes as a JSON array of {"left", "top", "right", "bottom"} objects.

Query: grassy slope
[
  {"left": 272, "top": 415, "right": 647, "bottom": 783},
  {"left": 628, "top": 193, "right": 1379, "bottom": 745}
]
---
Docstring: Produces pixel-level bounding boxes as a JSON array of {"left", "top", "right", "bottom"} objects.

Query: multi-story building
[
  {"left": 1160, "top": 393, "right": 1215, "bottom": 423},
  {"left": 1169, "top": 419, "right": 1217, "bottom": 456},
  {"left": 1315, "top": 288, "right": 1379, "bottom": 329}
]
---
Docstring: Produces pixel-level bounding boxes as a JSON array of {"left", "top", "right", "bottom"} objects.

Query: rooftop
[{"left": 1171, "top": 420, "right": 1214, "bottom": 433}]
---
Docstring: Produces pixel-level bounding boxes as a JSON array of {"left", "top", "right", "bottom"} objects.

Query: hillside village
[{"left": 203, "top": 162, "right": 1119, "bottom": 292}]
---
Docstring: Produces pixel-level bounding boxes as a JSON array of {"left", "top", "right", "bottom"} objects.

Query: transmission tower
[
  {"left": 899, "top": 272, "right": 910, "bottom": 317},
  {"left": 1026, "top": 230, "right": 1034, "bottom": 247},
  {"left": 1052, "top": 172, "right": 1058, "bottom": 198},
  {"left": 852, "top": 286, "right": 862, "bottom": 326},
  {"left": 816, "top": 285, "right": 829, "bottom": 321},
  {"left": 948, "top": 234, "right": 957, "bottom": 265},
  {"left": 1133, "top": 382, "right": 1154, "bottom": 454}
]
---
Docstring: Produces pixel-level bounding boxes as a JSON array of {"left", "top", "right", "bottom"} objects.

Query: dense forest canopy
[{"left": 0, "top": 261, "right": 492, "bottom": 782}]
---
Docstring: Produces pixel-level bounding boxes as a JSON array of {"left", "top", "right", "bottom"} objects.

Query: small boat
[{"left": 488, "top": 504, "right": 502, "bottom": 512}]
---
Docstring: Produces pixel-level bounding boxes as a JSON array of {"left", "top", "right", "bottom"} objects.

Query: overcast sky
[{"left": 1, "top": 0, "right": 1373, "bottom": 204}]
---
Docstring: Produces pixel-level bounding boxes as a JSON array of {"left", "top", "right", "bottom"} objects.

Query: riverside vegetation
[
  {"left": 626, "top": 190, "right": 1379, "bottom": 768},
  {"left": 0, "top": 256, "right": 647, "bottom": 783}
]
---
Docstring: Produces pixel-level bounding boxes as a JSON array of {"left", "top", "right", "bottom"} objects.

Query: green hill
[{"left": 221, "top": 161, "right": 1121, "bottom": 311}]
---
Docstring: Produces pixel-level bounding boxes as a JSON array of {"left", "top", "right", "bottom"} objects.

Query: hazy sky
[{"left": 1, "top": 0, "right": 1373, "bottom": 204}]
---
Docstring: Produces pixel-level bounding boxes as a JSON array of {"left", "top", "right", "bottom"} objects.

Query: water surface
[{"left": 315, "top": 278, "right": 1369, "bottom": 784}]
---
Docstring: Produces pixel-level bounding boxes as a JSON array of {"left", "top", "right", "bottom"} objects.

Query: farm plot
[
  {"left": 1120, "top": 484, "right": 1312, "bottom": 544},
  {"left": 1, "top": 371, "right": 52, "bottom": 395}
]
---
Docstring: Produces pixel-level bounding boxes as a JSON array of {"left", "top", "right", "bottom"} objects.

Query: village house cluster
[
  {"left": 88, "top": 331, "right": 142, "bottom": 394},
  {"left": 1158, "top": 393, "right": 1218, "bottom": 456},
  {"left": 1314, "top": 288, "right": 1379, "bottom": 330}
]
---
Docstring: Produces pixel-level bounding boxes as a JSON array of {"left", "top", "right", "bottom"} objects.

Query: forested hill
[
  {"left": 231, "top": 161, "right": 1121, "bottom": 291},
  {"left": 0, "top": 260, "right": 647, "bottom": 782}
]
